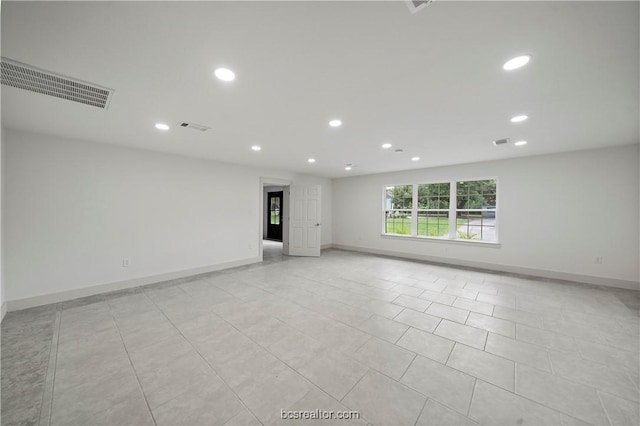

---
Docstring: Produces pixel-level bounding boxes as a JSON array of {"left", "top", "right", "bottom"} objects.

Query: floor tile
[
  {"left": 352, "top": 337, "right": 415, "bottom": 380},
  {"left": 342, "top": 370, "right": 426, "bottom": 426},
  {"left": 516, "top": 324, "right": 577, "bottom": 353},
  {"left": 466, "top": 312, "right": 515, "bottom": 338},
  {"left": 515, "top": 364, "right": 609, "bottom": 424},
  {"left": 394, "top": 309, "right": 441, "bottom": 333},
  {"left": 390, "top": 283, "right": 424, "bottom": 297},
  {"left": 393, "top": 295, "right": 431, "bottom": 312},
  {"left": 235, "top": 367, "right": 313, "bottom": 425},
  {"left": 484, "top": 333, "right": 551, "bottom": 372},
  {"left": 4, "top": 250, "right": 639, "bottom": 426},
  {"left": 598, "top": 391, "right": 640, "bottom": 426},
  {"left": 468, "top": 380, "right": 562, "bottom": 425},
  {"left": 549, "top": 351, "right": 639, "bottom": 402},
  {"left": 447, "top": 344, "right": 515, "bottom": 391},
  {"left": 267, "top": 329, "right": 326, "bottom": 369},
  {"left": 396, "top": 327, "right": 454, "bottom": 364},
  {"left": 401, "top": 355, "right": 476, "bottom": 415},
  {"left": 434, "top": 320, "right": 487, "bottom": 350},
  {"left": 416, "top": 399, "right": 479, "bottom": 425},
  {"left": 453, "top": 298, "right": 494, "bottom": 316},
  {"left": 360, "top": 299, "right": 405, "bottom": 319},
  {"left": 420, "top": 290, "right": 457, "bottom": 306},
  {"left": 357, "top": 314, "right": 409, "bottom": 343},
  {"left": 152, "top": 373, "right": 244, "bottom": 425},
  {"left": 426, "top": 303, "right": 470, "bottom": 324},
  {"left": 443, "top": 287, "right": 479, "bottom": 301},
  {"left": 297, "top": 349, "right": 369, "bottom": 400},
  {"left": 492, "top": 305, "right": 542, "bottom": 328},
  {"left": 223, "top": 408, "right": 261, "bottom": 426}
]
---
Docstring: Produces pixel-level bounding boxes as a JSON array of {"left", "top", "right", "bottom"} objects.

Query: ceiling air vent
[
  {"left": 406, "top": 0, "right": 434, "bottom": 14},
  {"left": 179, "top": 122, "right": 210, "bottom": 132},
  {"left": 493, "top": 138, "right": 510, "bottom": 146},
  {"left": 0, "top": 57, "right": 113, "bottom": 109}
]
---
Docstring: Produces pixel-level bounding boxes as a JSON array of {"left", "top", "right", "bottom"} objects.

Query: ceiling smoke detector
[
  {"left": 178, "top": 122, "right": 210, "bottom": 132},
  {"left": 406, "top": 0, "right": 434, "bottom": 14},
  {"left": 1, "top": 57, "right": 114, "bottom": 109}
]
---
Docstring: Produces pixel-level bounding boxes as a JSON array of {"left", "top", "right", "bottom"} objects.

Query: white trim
[
  {"left": 1, "top": 302, "right": 7, "bottom": 322},
  {"left": 332, "top": 243, "right": 639, "bottom": 291},
  {"left": 6, "top": 256, "right": 261, "bottom": 312},
  {"left": 380, "top": 233, "right": 501, "bottom": 247}
]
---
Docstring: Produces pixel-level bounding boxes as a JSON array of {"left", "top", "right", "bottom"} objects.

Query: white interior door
[{"left": 288, "top": 185, "right": 321, "bottom": 257}]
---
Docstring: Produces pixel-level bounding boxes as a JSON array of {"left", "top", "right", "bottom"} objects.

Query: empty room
[{"left": 1, "top": 1, "right": 639, "bottom": 426}]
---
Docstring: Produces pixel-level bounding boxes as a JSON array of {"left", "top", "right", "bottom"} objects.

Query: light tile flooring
[{"left": 2, "top": 249, "right": 639, "bottom": 426}]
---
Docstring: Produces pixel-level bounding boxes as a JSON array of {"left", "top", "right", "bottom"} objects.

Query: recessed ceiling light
[
  {"left": 382, "top": 143, "right": 392, "bottom": 149},
  {"left": 510, "top": 115, "right": 528, "bottom": 123},
  {"left": 411, "top": 157, "right": 420, "bottom": 161},
  {"left": 503, "top": 55, "right": 531, "bottom": 71},
  {"left": 251, "top": 145, "right": 261, "bottom": 151},
  {"left": 514, "top": 140, "right": 528, "bottom": 146},
  {"left": 345, "top": 166, "right": 352, "bottom": 171},
  {"left": 214, "top": 68, "right": 235, "bottom": 81},
  {"left": 155, "top": 123, "right": 169, "bottom": 130},
  {"left": 329, "top": 119, "right": 342, "bottom": 127},
  {"left": 308, "top": 158, "right": 316, "bottom": 163}
]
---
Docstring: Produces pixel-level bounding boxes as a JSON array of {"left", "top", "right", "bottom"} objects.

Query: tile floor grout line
[
  {"left": 393, "top": 325, "right": 411, "bottom": 344},
  {"left": 397, "top": 352, "right": 418, "bottom": 382},
  {"left": 107, "top": 298, "right": 158, "bottom": 426},
  {"left": 413, "top": 397, "right": 429, "bottom": 426},
  {"left": 141, "top": 291, "right": 265, "bottom": 426},
  {"left": 466, "top": 378, "right": 478, "bottom": 417},
  {"left": 595, "top": 389, "right": 615, "bottom": 426},
  {"left": 38, "top": 303, "right": 61, "bottom": 426}
]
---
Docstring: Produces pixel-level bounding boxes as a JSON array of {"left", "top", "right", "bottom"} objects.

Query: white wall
[
  {"left": 332, "top": 145, "right": 640, "bottom": 289},
  {"left": 4, "top": 129, "right": 332, "bottom": 307}
]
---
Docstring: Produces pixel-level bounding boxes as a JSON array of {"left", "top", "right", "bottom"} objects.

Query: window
[
  {"left": 383, "top": 178, "right": 498, "bottom": 243},
  {"left": 417, "top": 183, "right": 450, "bottom": 238},
  {"left": 385, "top": 185, "right": 413, "bottom": 235},
  {"left": 456, "top": 179, "right": 496, "bottom": 242}
]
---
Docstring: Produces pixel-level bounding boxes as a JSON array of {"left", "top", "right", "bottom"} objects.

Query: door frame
[{"left": 259, "top": 177, "right": 292, "bottom": 261}]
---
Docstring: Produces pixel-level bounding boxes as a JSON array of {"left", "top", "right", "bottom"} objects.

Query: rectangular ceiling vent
[
  {"left": 406, "top": 0, "right": 434, "bottom": 14},
  {"left": 493, "top": 138, "right": 510, "bottom": 146},
  {"left": 1, "top": 57, "right": 114, "bottom": 109},
  {"left": 179, "top": 122, "right": 210, "bottom": 132}
]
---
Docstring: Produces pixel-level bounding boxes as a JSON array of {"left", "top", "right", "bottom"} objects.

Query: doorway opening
[
  {"left": 260, "top": 180, "right": 291, "bottom": 262},
  {"left": 266, "top": 191, "right": 283, "bottom": 241}
]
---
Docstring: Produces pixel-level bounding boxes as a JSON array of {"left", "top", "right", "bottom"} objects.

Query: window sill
[{"left": 380, "top": 233, "right": 501, "bottom": 247}]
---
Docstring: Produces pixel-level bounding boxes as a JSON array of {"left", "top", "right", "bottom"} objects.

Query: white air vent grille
[
  {"left": 179, "top": 122, "right": 210, "bottom": 132},
  {"left": 1, "top": 57, "right": 113, "bottom": 109},
  {"left": 493, "top": 138, "right": 510, "bottom": 146}
]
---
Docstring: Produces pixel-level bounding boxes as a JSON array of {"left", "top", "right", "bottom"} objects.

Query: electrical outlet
[
  {"left": 122, "top": 259, "right": 130, "bottom": 267},
  {"left": 594, "top": 256, "right": 603, "bottom": 264}
]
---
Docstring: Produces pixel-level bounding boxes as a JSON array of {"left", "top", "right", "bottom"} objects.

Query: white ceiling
[{"left": 2, "top": 1, "right": 638, "bottom": 178}]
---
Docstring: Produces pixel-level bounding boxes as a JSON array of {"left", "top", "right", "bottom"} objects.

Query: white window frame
[{"left": 381, "top": 177, "right": 499, "bottom": 245}]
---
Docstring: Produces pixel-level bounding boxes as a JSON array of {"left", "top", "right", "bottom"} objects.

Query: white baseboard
[
  {"left": 7, "top": 256, "right": 262, "bottom": 312},
  {"left": 332, "top": 244, "right": 640, "bottom": 291},
  {"left": 1, "top": 302, "right": 7, "bottom": 322}
]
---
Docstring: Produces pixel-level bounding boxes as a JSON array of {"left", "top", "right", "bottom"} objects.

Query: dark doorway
[{"left": 267, "top": 191, "right": 283, "bottom": 241}]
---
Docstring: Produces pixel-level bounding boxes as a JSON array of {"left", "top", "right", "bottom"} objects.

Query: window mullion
[
  {"left": 412, "top": 184, "right": 418, "bottom": 236},
  {"left": 449, "top": 181, "right": 456, "bottom": 239}
]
